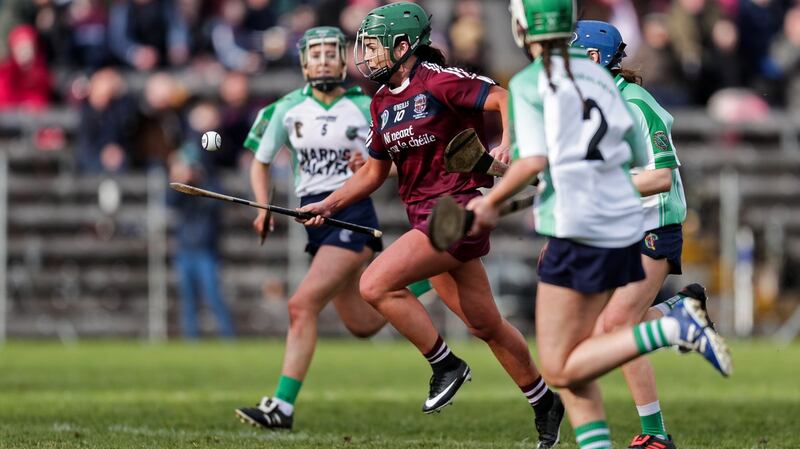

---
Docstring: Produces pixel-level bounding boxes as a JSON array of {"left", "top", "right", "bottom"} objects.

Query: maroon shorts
[{"left": 406, "top": 190, "right": 491, "bottom": 263}]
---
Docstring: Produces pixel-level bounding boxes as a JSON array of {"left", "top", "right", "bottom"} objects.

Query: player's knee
[
  {"left": 358, "top": 275, "right": 386, "bottom": 306},
  {"left": 542, "top": 367, "right": 589, "bottom": 389},
  {"left": 345, "top": 323, "right": 381, "bottom": 339},
  {"left": 540, "top": 367, "right": 571, "bottom": 389},
  {"left": 538, "top": 357, "right": 574, "bottom": 389},
  {"left": 287, "top": 297, "right": 317, "bottom": 325},
  {"left": 465, "top": 319, "right": 502, "bottom": 342},
  {"left": 601, "top": 309, "right": 638, "bottom": 333}
]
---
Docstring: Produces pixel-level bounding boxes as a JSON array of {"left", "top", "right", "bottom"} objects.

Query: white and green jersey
[
  {"left": 245, "top": 85, "right": 372, "bottom": 198},
  {"left": 616, "top": 75, "right": 687, "bottom": 231},
  {"left": 510, "top": 48, "right": 648, "bottom": 248}
]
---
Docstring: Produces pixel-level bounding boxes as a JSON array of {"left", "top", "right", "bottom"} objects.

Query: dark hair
[
  {"left": 395, "top": 36, "right": 447, "bottom": 67},
  {"left": 540, "top": 38, "right": 585, "bottom": 103},
  {"left": 611, "top": 67, "right": 642, "bottom": 85},
  {"left": 414, "top": 44, "right": 447, "bottom": 66}
]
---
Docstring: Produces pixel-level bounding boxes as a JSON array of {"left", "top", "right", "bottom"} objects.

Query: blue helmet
[{"left": 570, "top": 20, "right": 627, "bottom": 69}]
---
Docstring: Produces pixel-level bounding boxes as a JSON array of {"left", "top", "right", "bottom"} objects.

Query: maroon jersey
[{"left": 366, "top": 61, "right": 495, "bottom": 205}]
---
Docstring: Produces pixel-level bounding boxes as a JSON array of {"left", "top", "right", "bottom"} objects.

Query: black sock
[
  {"left": 521, "top": 376, "right": 554, "bottom": 415},
  {"left": 424, "top": 335, "right": 459, "bottom": 372}
]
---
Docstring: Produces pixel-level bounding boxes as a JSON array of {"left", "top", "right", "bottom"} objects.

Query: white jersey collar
[{"left": 388, "top": 77, "right": 411, "bottom": 95}]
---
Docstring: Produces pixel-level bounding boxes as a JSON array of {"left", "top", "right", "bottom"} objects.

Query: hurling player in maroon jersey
[{"left": 298, "top": 3, "right": 564, "bottom": 446}]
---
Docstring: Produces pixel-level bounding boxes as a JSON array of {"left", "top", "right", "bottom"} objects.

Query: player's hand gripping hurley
[
  {"left": 171, "top": 183, "right": 383, "bottom": 238},
  {"left": 427, "top": 193, "right": 535, "bottom": 251},
  {"left": 444, "top": 128, "right": 538, "bottom": 186}
]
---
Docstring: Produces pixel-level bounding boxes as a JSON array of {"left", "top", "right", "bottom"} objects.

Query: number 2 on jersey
[{"left": 582, "top": 99, "right": 607, "bottom": 161}]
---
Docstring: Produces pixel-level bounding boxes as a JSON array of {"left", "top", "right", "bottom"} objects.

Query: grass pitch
[{"left": 0, "top": 339, "right": 797, "bottom": 448}]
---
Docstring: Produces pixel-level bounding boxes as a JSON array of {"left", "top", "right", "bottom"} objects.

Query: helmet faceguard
[
  {"left": 354, "top": 2, "right": 432, "bottom": 84},
  {"left": 298, "top": 26, "right": 347, "bottom": 92}
]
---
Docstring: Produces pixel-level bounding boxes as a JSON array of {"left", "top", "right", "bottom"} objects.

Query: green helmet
[
  {"left": 297, "top": 26, "right": 347, "bottom": 91},
  {"left": 354, "top": 2, "right": 432, "bottom": 83},
  {"left": 509, "top": 0, "right": 576, "bottom": 47}
]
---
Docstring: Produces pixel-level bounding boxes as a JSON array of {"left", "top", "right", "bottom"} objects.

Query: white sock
[
  {"left": 660, "top": 317, "right": 680, "bottom": 344},
  {"left": 636, "top": 400, "right": 661, "bottom": 417},
  {"left": 272, "top": 397, "right": 294, "bottom": 416}
]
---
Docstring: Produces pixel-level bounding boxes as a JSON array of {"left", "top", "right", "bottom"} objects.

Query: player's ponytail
[
  {"left": 611, "top": 68, "right": 642, "bottom": 85},
  {"left": 559, "top": 39, "right": 586, "bottom": 104},
  {"left": 415, "top": 44, "right": 447, "bottom": 66},
  {"left": 541, "top": 39, "right": 586, "bottom": 105},
  {"left": 541, "top": 41, "right": 556, "bottom": 91}
]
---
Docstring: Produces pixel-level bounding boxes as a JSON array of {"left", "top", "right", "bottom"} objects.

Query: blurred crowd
[
  {"left": 0, "top": 0, "right": 794, "bottom": 338},
  {"left": 0, "top": 0, "right": 796, "bottom": 173}
]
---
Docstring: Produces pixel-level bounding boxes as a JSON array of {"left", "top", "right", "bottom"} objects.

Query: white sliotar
[{"left": 202, "top": 131, "right": 222, "bottom": 151}]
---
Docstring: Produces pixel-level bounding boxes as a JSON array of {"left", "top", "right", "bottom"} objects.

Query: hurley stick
[
  {"left": 171, "top": 183, "right": 383, "bottom": 239},
  {"left": 444, "top": 128, "right": 538, "bottom": 185},
  {"left": 427, "top": 193, "right": 535, "bottom": 251}
]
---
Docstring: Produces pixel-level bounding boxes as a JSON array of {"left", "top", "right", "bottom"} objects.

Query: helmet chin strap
[
  {"left": 606, "top": 42, "right": 627, "bottom": 70},
  {"left": 369, "top": 25, "right": 432, "bottom": 85},
  {"left": 309, "top": 76, "right": 343, "bottom": 92}
]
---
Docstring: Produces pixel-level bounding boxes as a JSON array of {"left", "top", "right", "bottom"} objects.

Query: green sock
[
  {"left": 638, "top": 401, "right": 668, "bottom": 439},
  {"left": 575, "top": 420, "right": 612, "bottom": 449},
  {"left": 407, "top": 279, "right": 433, "bottom": 297},
  {"left": 632, "top": 319, "right": 673, "bottom": 354},
  {"left": 274, "top": 375, "right": 302, "bottom": 405}
]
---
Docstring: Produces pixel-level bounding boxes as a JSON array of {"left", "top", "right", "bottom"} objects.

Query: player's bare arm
[
  {"left": 467, "top": 155, "right": 546, "bottom": 235},
  {"left": 250, "top": 158, "right": 274, "bottom": 234},
  {"left": 632, "top": 167, "right": 672, "bottom": 197},
  {"left": 483, "top": 86, "right": 512, "bottom": 165},
  {"left": 298, "top": 157, "right": 392, "bottom": 226}
]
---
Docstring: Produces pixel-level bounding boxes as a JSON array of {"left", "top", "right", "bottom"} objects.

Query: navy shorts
[
  {"left": 537, "top": 237, "right": 645, "bottom": 294},
  {"left": 300, "top": 192, "right": 383, "bottom": 256},
  {"left": 641, "top": 224, "right": 683, "bottom": 275}
]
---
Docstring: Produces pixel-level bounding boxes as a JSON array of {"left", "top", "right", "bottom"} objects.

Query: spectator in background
[
  {"left": 75, "top": 67, "right": 138, "bottom": 173},
  {"left": 447, "top": 0, "right": 487, "bottom": 74},
  {"left": 211, "top": 0, "right": 262, "bottom": 73},
  {"left": 0, "top": 0, "right": 46, "bottom": 61},
  {"left": 0, "top": 25, "right": 51, "bottom": 110},
  {"left": 167, "top": 101, "right": 235, "bottom": 339},
  {"left": 629, "top": 14, "right": 689, "bottom": 106},
  {"left": 770, "top": 5, "right": 800, "bottom": 112},
  {"left": 282, "top": 4, "right": 317, "bottom": 65},
  {"left": 67, "top": 0, "right": 111, "bottom": 71},
  {"left": 244, "top": 0, "right": 277, "bottom": 31},
  {"left": 135, "top": 72, "right": 186, "bottom": 167},
  {"left": 736, "top": 0, "right": 787, "bottom": 86},
  {"left": 175, "top": 0, "right": 214, "bottom": 63},
  {"left": 315, "top": 0, "right": 348, "bottom": 28},
  {"left": 667, "top": 0, "right": 739, "bottom": 103},
  {"left": 109, "top": 0, "right": 190, "bottom": 70},
  {"left": 577, "top": 0, "right": 642, "bottom": 55},
  {"left": 216, "top": 71, "right": 253, "bottom": 169}
]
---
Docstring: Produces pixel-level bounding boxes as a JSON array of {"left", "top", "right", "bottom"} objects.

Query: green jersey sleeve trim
[
  {"left": 628, "top": 98, "right": 678, "bottom": 168},
  {"left": 244, "top": 103, "right": 277, "bottom": 152},
  {"left": 350, "top": 93, "right": 372, "bottom": 122},
  {"left": 253, "top": 90, "right": 306, "bottom": 164}
]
